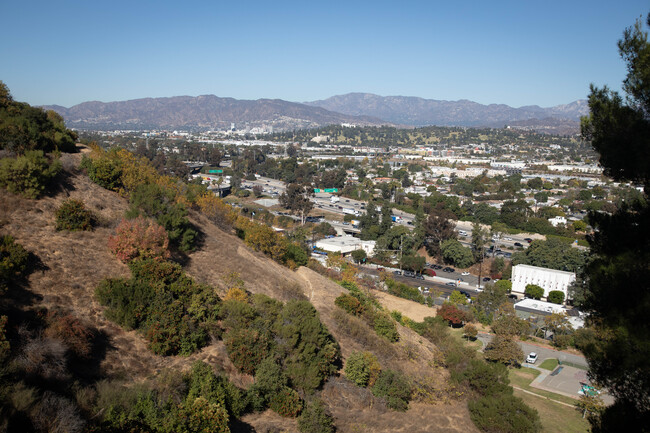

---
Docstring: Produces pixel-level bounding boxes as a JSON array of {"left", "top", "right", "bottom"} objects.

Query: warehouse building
[{"left": 511, "top": 264, "right": 576, "bottom": 303}]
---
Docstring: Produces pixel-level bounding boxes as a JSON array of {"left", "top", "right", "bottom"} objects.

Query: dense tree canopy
[
  {"left": 511, "top": 238, "right": 587, "bottom": 273},
  {"left": 580, "top": 13, "right": 650, "bottom": 431},
  {"left": 0, "top": 82, "right": 77, "bottom": 154}
]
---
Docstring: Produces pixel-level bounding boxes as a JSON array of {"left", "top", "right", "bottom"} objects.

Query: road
[
  {"left": 476, "top": 332, "right": 589, "bottom": 368},
  {"left": 359, "top": 265, "right": 484, "bottom": 298}
]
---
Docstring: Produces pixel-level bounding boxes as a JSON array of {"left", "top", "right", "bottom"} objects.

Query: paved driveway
[
  {"left": 476, "top": 333, "right": 617, "bottom": 403},
  {"left": 477, "top": 332, "right": 588, "bottom": 368}
]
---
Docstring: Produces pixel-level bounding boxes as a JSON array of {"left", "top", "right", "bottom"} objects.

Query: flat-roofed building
[
  {"left": 314, "top": 236, "right": 376, "bottom": 256},
  {"left": 511, "top": 264, "right": 576, "bottom": 302},
  {"left": 514, "top": 298, "right": 584, "bottom": 329}
]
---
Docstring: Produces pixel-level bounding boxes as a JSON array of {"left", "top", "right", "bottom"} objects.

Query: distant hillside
[
  {"left": 306, "top": 92, "right": 588, "bottom": 133},
  {"left": 43, "top": 92, "right": 588, "bottom": 134},
  {"left": 42, "top": 95, "right": 387, "bottom": 131}
]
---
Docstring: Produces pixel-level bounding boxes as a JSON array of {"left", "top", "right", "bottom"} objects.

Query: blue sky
[{"left": 1, "top": 0, "right": 647, "bottom": 108}]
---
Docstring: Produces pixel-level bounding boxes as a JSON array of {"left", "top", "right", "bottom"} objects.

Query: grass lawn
[
  {"left": 509, "top": 368, "right": 580, "bottom": 406},
  {"left": 448, "top": 326, "right": 483, "bottom": 351},
  {"left": 539, "top": 358, "right": 559, "bottom": 371},
  {"left": 513, "top": 389, "right": 590, "bottom": 433},
  {"left": 509, "top": 368, "right": 589, "bottom": 432}
]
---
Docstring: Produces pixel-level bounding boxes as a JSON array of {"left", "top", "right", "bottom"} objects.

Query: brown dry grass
[{"left": 1, "top": 153, "right": 478, "bottom": 433}]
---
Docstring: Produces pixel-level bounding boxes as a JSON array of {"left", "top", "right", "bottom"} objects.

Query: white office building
[
  {"left": 314, "top": 236, "right": 376, "bottom": 256},
  {"left": 511, "top": 264, "right": 576, "bottom": 302}
]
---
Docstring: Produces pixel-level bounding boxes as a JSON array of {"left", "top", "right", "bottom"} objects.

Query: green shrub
[
  {"left": 483, "top": 335, "right": 523, "bottom": 366},
  {"left": 524, "top": 284, "right": 544, "bottom": 300},
  {"left": 461, "top": 359, "right": 511, "bottom": 397},
  {"left": 552, "top": 333, "right": 572, "bottom": 350},
  {"left": 269, "top": 387, "right": 303, "bottom": 417},
  {"left": 96, "top": 259, "right": 220, "bottom": 356},
  {"left": 186, "top": 361, "right": 247, "bottom": 418},
  {"left": 254, "top": 357, "right": 288, "bottom": 397},
  {"left": 297, "top": 400, "right": 335, "bottom": 433},
  {"left": 273, "top": 300, "right": 340, "bottom": 393},
  {"left": 373, "top": 312, "right": 399, "bottom": 342},
  {"left": 371, "top": 369, "right": 412, "bottom": 411},
  {"left": 468, "top": 394, "right": 541, "bottom": 433},
  {"left": 284, "top": 243, "right": 309, "bottom": 267},
  {"left": 85, "top": 156, "right": 122, "bottom": 191},
  {"left": 127, "top": 183, "right": 197, "bottom": 252},
  {"left": 335, "top": 293, "right": 365, "bottom": 316},
  {"left": 0, "top": 88, "right": 77, "bottom": 154},
  {"left": 572, "top": 327, "right": 597, "bottom": 351},
  {"left": 179, "top": 397, "right": 230, "bottom": 433},
  {"left": 344, "top": 351, "right": 381, "bottom": 387},
  {"left": 547, "top": 290, "right": 565, "bottom": 304},
  {"left": 224, "top": 327, "right": 270, "bottom": 375},
  {"left": 464, "top": 323, "right": 478, "bottom": 340},
  {"left": 144, "top": 297, "right": 207, "bottom": 356},
  {"left": 55, "top": 199, "right": 93, "bottom": 231},
  {"left": 95, "top": 278, "right": 153, "bottom": 329},
  {"left": 219, "top": 299, "right": 258, "bottom": 330},
  {"left": 385, "top": 278, "right": 426, "bottom": 304},
  {"left": 0, "top": 235, "right": 29, "bottom": 293},
  {"left": 0, "top": 150, "right": 61, "bottom": 198}
]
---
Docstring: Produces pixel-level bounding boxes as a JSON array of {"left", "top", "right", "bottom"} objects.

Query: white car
[
  {"left": 526, "top": 352, "right": 538, "bottom": 364},
  {"left": 461, "top": 271, "right": 470, "bottom": 276}
]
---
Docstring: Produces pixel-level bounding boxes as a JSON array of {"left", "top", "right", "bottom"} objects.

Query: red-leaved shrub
[
  {"left": 108, "top": 217, "right": 170, "bottom": 263},
  {"left": 44, "top": 312, "right": 93, "bottom": 359},
  {"left": 438, "top": 303, "right": 468, "bottom": 327}
]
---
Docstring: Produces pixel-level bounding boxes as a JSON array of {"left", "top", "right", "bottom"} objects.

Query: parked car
[
  {"left": 461, "top": 271, "right": 470, "bottom": 276},
  {"left": 423, "top": 269, "right": 436, "bottom": 277},
  {"left": 526, "top": 352, "right": 538, "bottom": 364},
  {"left": 415, "top": 274, "right": 424, "bottom": 280},
  {"left": 459, "top": 291, "right": 472, "bottom": 299},
  {"left": 483, "top": 277, "right": 491, "bottom": 282},
  {"left": 524, "top": 238, "right": 533, "bottom": 243},
  {"left": 514, "top": 242, "right": 523, "bottom": 247},
  {"left": 393, "top": 270, "right": 402, "bottom": 276},
  {"left": 443, "top": 267, "right": 456, "bottom": 273},
  {"left": 445, "top": 282, "right": 456, "bottom": 287}
]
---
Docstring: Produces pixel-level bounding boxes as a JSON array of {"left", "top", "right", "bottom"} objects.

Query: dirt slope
[{"left": 1, "top": 153, "right": 478, "bottom": 433}]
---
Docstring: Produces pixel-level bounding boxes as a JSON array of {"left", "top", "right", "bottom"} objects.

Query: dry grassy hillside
[{"left": 0, "top": 153, "right": 478, "bottom": 433}]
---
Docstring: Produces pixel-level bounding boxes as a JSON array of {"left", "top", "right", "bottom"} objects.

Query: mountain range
[
  {"left": 306, "top": 93, "right": 588, "bottom": 129},
  {"left": 43, "top": 92, "right": 589, "bottom": 134}
]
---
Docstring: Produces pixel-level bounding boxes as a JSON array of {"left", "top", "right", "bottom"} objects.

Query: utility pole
[{"left": 399, "top": 235, "right": 403, "bottom": 272}]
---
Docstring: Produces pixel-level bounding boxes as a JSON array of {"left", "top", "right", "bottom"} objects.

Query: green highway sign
[
  {"left": 208, "top": 169, "right": 223, "bottom": 174},
  {"left": 314, "top": 188, "right": 338, "bottom": 193}
]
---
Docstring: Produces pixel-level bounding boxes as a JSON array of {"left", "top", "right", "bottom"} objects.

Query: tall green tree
[
  {"left": 580, "top": 13, "right": 650, "bottom": 431},
  {"left": 423, "top": 209, "right": 457, "bottom": 257},
  {"left": 280, "top": 183, "right": 314, "bottom": 225}
]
